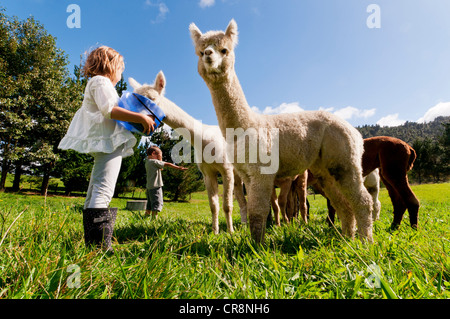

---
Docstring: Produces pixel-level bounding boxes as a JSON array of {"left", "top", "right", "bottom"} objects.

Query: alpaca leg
[
  {"left": 383, "top": 174, "right": 419, "bottom": 229},
  {"left": 391, "top": 176, "right": 419, "bottom": 229},
  {"left": 326, "top": 198, "right": 336, "bottom": 226},
  {"left": 295, "top": 171, "right": 309, "bottom": 224},
  {"left": 233, "top": 173, "right": 248, "bottom": 224},
  {"left": 381, "top": 175, "right": 407, "bottom": 229},
  {"left": 247, "top": 177, "right": 275, "bottom": 243},
  {"left": 204, "top": 175, "right": 220, "bottom": 234},
  {"left": 278, "top": 183, "right": 291, "bottom": 223},
  {"left": 222, "top": 170, "right": 235, "bottom": 233},
  {"left": 286, "top": 189, "right": 295, "bottom": 221},
  {"left": 270, "top": 188, "right": 281, "bottom": 226},
  {"left": 403, "top": 182, "right": 420, "bottom": 229}
]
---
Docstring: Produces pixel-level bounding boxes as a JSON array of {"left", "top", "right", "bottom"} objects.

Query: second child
[{"left": 145, "top": 146, "right": 187, "bottom": 218}]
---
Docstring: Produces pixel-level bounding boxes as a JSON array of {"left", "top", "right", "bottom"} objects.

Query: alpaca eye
[
  {"left": 200, "top": 51, "right": 204, "bottom": 56},
  {"left": 221, "top": 49, "right": 228, "bottom": 55}
]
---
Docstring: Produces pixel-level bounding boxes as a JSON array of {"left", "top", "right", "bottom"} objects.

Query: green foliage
[
  {"left": 54, "top": 150, "right": 93, "bottom": 195},
  {"left": 115, "top": 137, "right": 148, "bottom": 196},
  {"left": 357, "top": 116, "right": 449, "bottom": 145},
  {"left": 0, "top": 8, "right": 83, "bottom": 193}
]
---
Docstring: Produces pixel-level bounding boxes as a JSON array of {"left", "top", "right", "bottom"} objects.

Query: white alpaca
[
  {"left": 307, "top": 168, "right": 381, "bottom": 224},
  {"left": 128, "top": 72, "right": 248, "bottom": 234},
  {"left": 189, "top": 20, "right": 373, "bottom": 243}
]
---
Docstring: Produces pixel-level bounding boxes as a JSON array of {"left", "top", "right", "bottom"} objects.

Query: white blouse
[{"left": 58, "top": 75, "right": 137, "bottom": 157}]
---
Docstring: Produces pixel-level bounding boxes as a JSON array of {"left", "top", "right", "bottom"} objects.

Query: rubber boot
[{"left": 82, "top": 207, "right": 118, "bottom": 252}]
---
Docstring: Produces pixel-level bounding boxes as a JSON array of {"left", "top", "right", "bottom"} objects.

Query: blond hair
[{"left": 82, "top": 46, "right": 124, "bottom": 82}]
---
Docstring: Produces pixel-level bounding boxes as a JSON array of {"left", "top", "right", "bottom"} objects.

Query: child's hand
[
  {"left": 141, "top": 115, "right": 156, "bottom": 135},
  {"left": 179, "top": 167, "right": 189, "bottom": 171}
]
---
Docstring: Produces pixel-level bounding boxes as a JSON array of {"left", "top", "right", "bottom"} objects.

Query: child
[
  {"left": 145, "top": 146, "right": 187, "bottom": 218},
  {"left": 58, "top": 46, "right": 156, "bottom": 251}
]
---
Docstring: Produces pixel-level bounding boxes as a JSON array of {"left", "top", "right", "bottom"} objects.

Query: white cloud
[
  {"left": 145, "top": 1, "right": 169, "bottom": 23},
  {"left": 331, "top": 106, "right": 376, "bottom": 121},
  {"left": 251, "top": 102, "right": 304, "bottom": 115},
  {"left": 199, "top": 0, "right": 215, "bottom": 8},
  {"left": 252, "top": 103, "right": 376, "bottom": 125},
  {"left": 376, "top": 113, "right": 406, "bottom": 127},
  {"left": 417, "top": 102, "right": 450, "bottom": 123}
]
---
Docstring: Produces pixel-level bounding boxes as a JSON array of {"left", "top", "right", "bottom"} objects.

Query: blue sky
[{"left": 3, "top": 0, "right": 450, "bottom": 127}]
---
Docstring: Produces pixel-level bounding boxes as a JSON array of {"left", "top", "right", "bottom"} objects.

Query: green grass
[{"left": 0, "top": 183, "right": 449, "bottom": 299}]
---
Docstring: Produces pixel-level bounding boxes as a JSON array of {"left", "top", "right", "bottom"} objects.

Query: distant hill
[{"left": 356, "top": 116, "right": 449, "bottom": 145}]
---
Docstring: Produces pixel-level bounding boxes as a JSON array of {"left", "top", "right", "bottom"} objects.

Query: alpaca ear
[
  {"left": 189, "top": 22, "right": 202, "bottom": 45},
  {"left": 225, "top": 19, "right": 238, "bottom": 48},
  {"left": 155, "top": 71, "right": 166, "bottom": 94},
  {"left": 128, "top": 77, "right": 142, "bottom": 90}
]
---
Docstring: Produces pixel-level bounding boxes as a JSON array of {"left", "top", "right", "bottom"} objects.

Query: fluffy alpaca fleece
[
  {"left": 189, "top": 19, "right": 374, "bottom": 243},
  {"left": 308, "top": 168, "right": 381, "bottom": 225},
  {"left": 129, "top": 72, "right": 248, "bottom": 234}
]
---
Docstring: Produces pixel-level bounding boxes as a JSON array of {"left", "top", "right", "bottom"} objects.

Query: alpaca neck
[
  {"left": 206, "top": 70, "right": 255, "bottom": 131},
  {"left": 159, "top": 96, "right": 203, "bottom": 144}
]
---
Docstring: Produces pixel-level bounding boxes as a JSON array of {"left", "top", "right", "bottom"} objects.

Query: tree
[
  {"left": 439, "top": 123, "right": 450, "bottom": 178},
  {"left": 0, "top": 9, "right": 80, "bottom": 194},
  {"left": 54, "top": 150, "right": 92, "bottom": 195},
  {"left": 115, "top": 136, "right": 148, "bottom": 197}
]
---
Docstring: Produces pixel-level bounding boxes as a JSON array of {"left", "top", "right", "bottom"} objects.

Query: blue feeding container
[{"left": 116, "top": 91, "right": 166, "bottom": 136}]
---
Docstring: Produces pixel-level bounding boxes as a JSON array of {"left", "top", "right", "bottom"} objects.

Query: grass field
[{"left": 0, "top": 183, "right": 449, "bottom": 299}]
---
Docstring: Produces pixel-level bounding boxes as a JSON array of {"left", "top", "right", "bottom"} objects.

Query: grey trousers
[
  {"left": 146, "top": 187, "right": 163, "bottom": 212},
  {"left": 84, "top": 146, "right": 123, "bottom": 209}
]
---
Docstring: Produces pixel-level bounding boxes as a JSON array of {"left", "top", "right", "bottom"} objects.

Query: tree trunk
[
  {"left": 0, "top": 159, "right": 9, "bottom": 192},
  {"left": 0, "top": 139, "right": 12, "bottom": 192},
  {"left": 40, "top": 162, "right": 55, "bottom": 196},
  {"left": 41, "top": 173, "right": 50, "bottom": 196},
  {"left": 12, "top": 161, "right": 23, "bottom": 192}
]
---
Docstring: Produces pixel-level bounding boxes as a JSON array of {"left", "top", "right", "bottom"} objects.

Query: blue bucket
[{"left": 116, "top": 91, "right": 166, "bottom": 136}]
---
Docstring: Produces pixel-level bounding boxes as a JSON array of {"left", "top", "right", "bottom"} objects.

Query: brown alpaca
[
  {"left": 309, "top": 136, "right": 419, "bottom": 229},
  {"left": 361, "top": 136, "right": 419, "bottom": 229},
  {"left": 271, "top": 172, "right": 309, "bottom": 224}
]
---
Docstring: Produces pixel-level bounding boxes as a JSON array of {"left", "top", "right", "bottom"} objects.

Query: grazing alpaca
[
  {"left": 189, "top": 20, "right": 373, "bottom": 243},
  {"left": 286, "top": 172, "right": 309, "bottom": 222},
  {"left": 270, "top": 176, "right": 297, "bottom": 226},
  {"left": 128, "top": 72, "right": 248, "bottom": 234},
  {"left": 270, "top": 172, "right": 309, "bottom": 225},
  {"left": 308, "top": 168, "right": 381, "bottom": 224},
  {"left": 308, "top": 136, "right": 418, "bottom": 229}
]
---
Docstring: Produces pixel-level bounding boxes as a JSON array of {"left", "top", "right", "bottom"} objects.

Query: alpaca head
[
  {"left": 189, "top": 19, "right": 238, "bottom": 82},
  {"left": 128, "top": 71, "right": 166, "bottom": 105}
]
